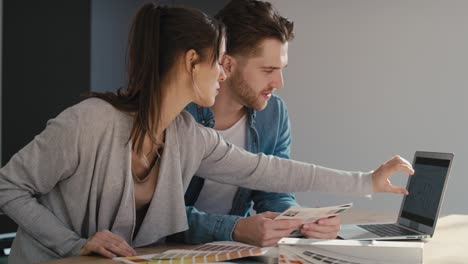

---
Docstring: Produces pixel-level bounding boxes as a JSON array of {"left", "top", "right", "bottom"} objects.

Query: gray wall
[
  {"left": 91, "top": 0, "right": 146, "bottom": 92},
  {"left": 91, "top": 0, "right": 228, "bottom": 92},
  {"left": 90, "top": 0, "right": 467, "bottom": 214},
  {"left": 271, "top": 0, "right": 467, "bottom": 214}
]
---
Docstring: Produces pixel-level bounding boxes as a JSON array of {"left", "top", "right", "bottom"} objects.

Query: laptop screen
[{"left": 400, "top": 157, "right": 450, "bottom": 227}]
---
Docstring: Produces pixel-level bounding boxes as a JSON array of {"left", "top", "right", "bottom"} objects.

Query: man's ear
[
  {"left": 221, "top": 54, "right": 237, "bottom": 78},
  {"left": 185, "top": 49, "right": 200, "bottom": 74}
]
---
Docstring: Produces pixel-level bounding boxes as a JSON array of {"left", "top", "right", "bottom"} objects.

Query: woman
[{"left": 0, "top": 3, "right": 413, "bottom": 263}]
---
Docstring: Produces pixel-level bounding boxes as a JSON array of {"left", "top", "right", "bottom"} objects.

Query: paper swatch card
[{"left": 275, "top": 203, "right": 353, "bottom": 224}]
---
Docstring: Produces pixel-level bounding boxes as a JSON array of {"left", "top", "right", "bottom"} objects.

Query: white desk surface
[{"left": 41, "top": 210, "right": 468, "bottom": 264}]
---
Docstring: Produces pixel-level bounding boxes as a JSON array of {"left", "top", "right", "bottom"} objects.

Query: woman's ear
[{"left": 185, "top": 49, "right": 200, "bottom": 74}]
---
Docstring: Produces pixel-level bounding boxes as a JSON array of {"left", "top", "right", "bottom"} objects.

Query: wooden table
[{"left": 42, "top": 210, "right": 468, "bottom": 264}]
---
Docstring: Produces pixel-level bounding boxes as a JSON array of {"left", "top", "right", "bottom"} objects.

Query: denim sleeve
[
  {"left": 174, "top": 206, "right": 243, "bottom": 244},
  {"left": 252, "top": 100, "right": 300, "bottom": 213},
  {"left": 252, "top": 191, "right": 299, "bottom": 213}
]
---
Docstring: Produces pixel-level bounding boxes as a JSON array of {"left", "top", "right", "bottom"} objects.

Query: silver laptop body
[{"left": 339, "top": 151, "right": 454, "bottom": 240}]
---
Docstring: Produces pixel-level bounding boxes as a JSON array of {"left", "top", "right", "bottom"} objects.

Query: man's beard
[{"left": 227, "top": 69, "right": 272, "bottom": 111}]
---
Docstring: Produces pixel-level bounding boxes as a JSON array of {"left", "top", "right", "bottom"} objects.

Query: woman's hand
[
  {"left": 80, "top": 229, "right": 137, "bottom": 258},
  {"left": 372, "top": 155, "right": 415, "bottom": 194}
]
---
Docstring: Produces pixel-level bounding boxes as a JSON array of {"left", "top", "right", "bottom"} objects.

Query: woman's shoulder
[
  {"left": 61, "top": 98, "right": 122, "bottom": 121},
  {"left": 173, "top": 110, "right": 217, "bottom": 140},
  {"left": 175, "top": 110, "right": 196, "bottom": 127},
  {"left": 71, "top": 98, "right": 119, "bottom": 115},
  {"left": 175, "top": 110, "right": 210, "bottom": 131},
  {"left": 51, "top": 98, "right": 127, "bottom": 134},
  {"left": 172, "top": 110, "right": 222, "bottom": 162}
]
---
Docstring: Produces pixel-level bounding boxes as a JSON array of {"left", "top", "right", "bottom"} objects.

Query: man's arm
[
  {"left": 251, "top": 99, "right": 299, "bottom": 213},
  {"left": 231, "top": 100, "right": 304, "bottom": 246},
  {"left": 179, "top": 101, "right": 301, "bottom": 245},
  {"left": 171, "top": 206, "right": 242, "bottom": 244},
  {"left": 251, "top": 191, "right": 299, "bottom": 213},
  {"left": 180, "top": 101, "right": 341, "bottom": 245},
  {"left": 241, "top": 99, "right": 341, "bottom": 243}
]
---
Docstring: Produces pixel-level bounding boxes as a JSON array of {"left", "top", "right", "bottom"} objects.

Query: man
[{"left": 180, "top": 0, "right": 340, "bottom": 247}]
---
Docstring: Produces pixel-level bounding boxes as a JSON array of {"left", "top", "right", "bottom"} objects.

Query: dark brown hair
[
  {"left": 216, "top": 0, "right": 294, "bottom": 57},
  {"left": 90, "top": 3, "right": 224, "bottom": 154}
]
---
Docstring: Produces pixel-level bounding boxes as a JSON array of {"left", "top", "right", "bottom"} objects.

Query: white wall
[{"left": 272, "top": 0, "right": 468, "bottom": 214}]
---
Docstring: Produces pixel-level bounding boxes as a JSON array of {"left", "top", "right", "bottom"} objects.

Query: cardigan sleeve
[
  {"left": 0, "top": 106, "right": 87, "bottom": 257},
  {"left": 195, "top": 124, "right": 373, "bottom": 197}
]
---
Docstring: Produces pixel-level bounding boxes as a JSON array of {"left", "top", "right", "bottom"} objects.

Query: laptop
[{"left": 338, "top": 151, "right": 454, "bottom": 240}]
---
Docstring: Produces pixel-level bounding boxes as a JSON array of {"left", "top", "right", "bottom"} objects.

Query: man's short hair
[{"left": 216, "top": 0, "right": 294, "bottom": 57}]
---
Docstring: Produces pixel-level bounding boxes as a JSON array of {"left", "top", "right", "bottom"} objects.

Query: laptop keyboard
[{"left": 358, "top": 223, "right": 420, "bottom": 237}]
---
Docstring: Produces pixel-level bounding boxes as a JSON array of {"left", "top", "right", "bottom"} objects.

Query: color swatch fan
[{"left": 114, "top": 242, "right": 265, "bottom": 264}]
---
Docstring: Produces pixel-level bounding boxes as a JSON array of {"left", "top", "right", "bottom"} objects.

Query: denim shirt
[{"left": 176, "top": 95, "right": 299, "bottom": 244}]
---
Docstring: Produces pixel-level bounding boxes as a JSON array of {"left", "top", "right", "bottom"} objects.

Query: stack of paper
[{"left": 278, "top": 238, "right": 423, "bottom": 264}]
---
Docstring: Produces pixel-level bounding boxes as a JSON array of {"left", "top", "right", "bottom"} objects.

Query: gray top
[{"left": 0, "top": 98, "right": 372, "bottom": 263}]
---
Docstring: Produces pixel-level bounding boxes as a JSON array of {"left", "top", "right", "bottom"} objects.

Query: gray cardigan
[{"left": 0, "top": 98, "right": 372, "bottom": 263}]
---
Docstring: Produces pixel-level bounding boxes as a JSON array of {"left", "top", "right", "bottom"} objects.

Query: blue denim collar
[{"left": 194, "top": 104, "right": 257, "bottom": 129}]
